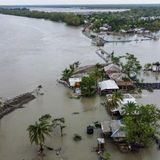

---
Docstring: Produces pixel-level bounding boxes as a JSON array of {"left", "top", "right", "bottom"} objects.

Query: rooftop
[
  {"left": 98, "top": 80, "right": 119, "bottom": 91},
  {"left": 104, "top": 64, "right": 121, "bottom": 73}
]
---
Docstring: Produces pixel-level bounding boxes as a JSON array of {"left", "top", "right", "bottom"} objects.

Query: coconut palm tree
[
  {"left": 27, "top": 120, "right": 52, "bottom": 153},
  {"left": 74, "top": 61, "right": 80, "bottom": 68},
  {"left": 122, "top": 102, "right": 138, "bottom": 116},
  {"left": 61, "top": 68, "right": 72, "bottom": 81},
  {"left": 105, "top": 91, "right": 123, "bottom": 113},
  {"left": 27, "top": 114, "right": 65, "bottom": 155}
]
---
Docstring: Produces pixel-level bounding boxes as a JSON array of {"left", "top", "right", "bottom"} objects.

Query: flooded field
[{"left": 0, "top": 14, "right": 160, "bottom": 160}]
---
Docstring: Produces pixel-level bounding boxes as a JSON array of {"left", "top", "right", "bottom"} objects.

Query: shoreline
[{"left": 0, "top": 92, "right": 36, "bottom": 119}]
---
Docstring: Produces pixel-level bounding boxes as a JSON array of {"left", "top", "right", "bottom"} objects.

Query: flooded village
[{"left": 0, "top": 4, "right": 160, "bottom": 160}]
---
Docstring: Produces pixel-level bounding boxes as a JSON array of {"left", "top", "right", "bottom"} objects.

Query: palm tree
[
  {"left": 91, "top": 63, "right": 103, "bottom": 83},
  {"left": 74, "top": 61, "right": 80, "bottom": 68},
  {"left": 52, "top": 117, "right": 66, "bottom": 137},
  {"left": 122, "top": 102, "right": 138, "bottom": 116},
  {"left": 27, "top": 120, "right": 52, "bottom": 153},
  {"left": 105, "top": 91, "right": 123, "bottom": 113},
  {"left": 61, "top": 68, "right": 72, "bottom": 81},
  {"left": 27, "top": 114, "right": 65, "bottom": 155}
]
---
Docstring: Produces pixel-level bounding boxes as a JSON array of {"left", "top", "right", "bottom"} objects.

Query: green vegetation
[
  {"left": 80, "top": 75, "right": 96, "bottom": 97},
  {"left": 1, "top": 7, "right": 160, "bottom": 32},
  {"left": 27, "top": 114, "right": 65, "bottom": 154},
  {"left": 90, "top": 63, "right": 104, "bottom": 84},
  {"left": 0, "top": 8, "right": 83, "bottom": 26},
  {"left": 88, "top": 7, "right": 160, "bottom": 32},
  {"left": 61, "top": 61, "right": 80, "bottom": 81},
  {"left": 122, "top": 103, "right": 160, "bottom": 147},
  {"left": 110, "top": 52, "right": 142, "bottom": 78},
  {"left": 103, "top": 152, "right": 111, "bottom": 160},
  {"left": 105, "top": 91, "right": 123, "bottom": 113},
  {"left": 121, "top": 53, "right": 142, "bottom": 78}
]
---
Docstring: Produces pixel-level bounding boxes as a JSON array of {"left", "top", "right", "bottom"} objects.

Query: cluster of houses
[
  {"left": 144, "top": 62, "right": 160, "bottom": 72},
  {"left": 68, "top": 63, "right": 135, "bottom": 97},
  {"left": 67, "top": 64, "right": 138, "bottom": 152},
  {"left": 99, "top": 23, "right": 112, "bottom": 32},
  {"left": 140, "top": 16, "right": 160, "bottom": 21},
  {"left": 67, "top": 63, "right": 136, "bottom": 113},
  {"left": 98, "top": 64, "right": 135, "bottom": 95},
  {"left": 120, "top": 28, "right": 150, "bottom": 34},
  {"left": 98, "top": 23, "right": 150, "bottom": 34},
  {"left": 99, "top": 93, "right": 137, "bottom": 152}
]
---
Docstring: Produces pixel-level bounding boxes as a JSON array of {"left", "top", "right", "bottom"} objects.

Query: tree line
[
  {"left": 89, "top": 7, "right": 160, "bottom": 32},
  {"left": 0, "top": 8, "right": 83, "bottom": 26}
]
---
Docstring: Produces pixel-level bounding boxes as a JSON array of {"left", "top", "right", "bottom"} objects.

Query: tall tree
[
  {"left": 121, "top": 53, "right": 142, "bottom": 78},
  {"left": 61, "top": 62, "right": 80, "bottom": 81},
  {"left": 27, "top": 120, "right": 52, "bottom": 153},
  {"left": 90, "top": 63, "right": 103, "bottom": 85},
  {"left": 123, "top": 104, "right": 160, "bottom": 147},
  {"left": 27, "top": 114, "right": 65, "bottom": 155},
  {"left": 80, "top": 75, "right": 96, "bottom": 97}
]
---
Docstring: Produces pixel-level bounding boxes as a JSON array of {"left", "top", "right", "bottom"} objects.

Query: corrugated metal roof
[
  {"left": 104, "top": 64, "right": 121, "bottom": 73},
  {"left": 98, "top": 80, "right": 119, "bottom": 90},
  {"left": 101, "top": 121, "right": 111, "bottom": 133},
  {"left": 110, "top": 120, "right": 126, "bottom": 138}
]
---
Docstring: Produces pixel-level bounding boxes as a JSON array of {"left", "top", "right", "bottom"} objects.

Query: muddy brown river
[{"left": 0, "top": 14, "right": 160, "bottom": 160}]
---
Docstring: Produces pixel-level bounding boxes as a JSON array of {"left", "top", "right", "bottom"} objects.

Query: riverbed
[{"left": 0, "top": 14, "right": 160, "bottom": 160}]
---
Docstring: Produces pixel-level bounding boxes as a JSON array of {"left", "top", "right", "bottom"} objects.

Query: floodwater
[
  {"left": 29, "top": 7, "right": 129, "bottom": 13},
  {"left": 0, "top": 14, "right": 160, "bottom": 160}
]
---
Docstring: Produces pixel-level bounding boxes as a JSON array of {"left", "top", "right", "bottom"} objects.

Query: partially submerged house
[
  {"left": 99, "top": 24, "right": 112, "bottom": 32},
  {"left": 109, "top": 72, "right": 135, "bottom": 90},
  {"left": 101, "top": 120, "right": 126, "bottom": 142},
  {"left": 104, "top": 64, "right": 121, "bottom": 75},
  {"left": 98, "top": 80, "right": 119, "bottom": 95},
  {"left": 110, "top": 94, "right": 137, "bottom": 115},
  {"left": 152, "top": 64, "right": 160, "bottom": 72},
  {"left": 69, "top": 78, "right": 82, "bottom": 87}
]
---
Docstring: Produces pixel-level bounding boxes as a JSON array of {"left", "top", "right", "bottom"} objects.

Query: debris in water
[{"left": 73, "top": 134, "right": 82, "bottom": 141}]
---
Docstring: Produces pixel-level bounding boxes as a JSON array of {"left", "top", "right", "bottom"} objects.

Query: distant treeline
[
  {"left": 0, "top": 8, "right": 84, "bottom": 26},
  {"left": 89, "top": 7, "right": 160, "bottom": 32},
  {"left": 1, "top": 7, "right": 160, "bottom": 32}
]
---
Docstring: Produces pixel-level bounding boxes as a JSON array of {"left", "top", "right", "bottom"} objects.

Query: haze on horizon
[{"left": 0, "top": 0, "right": 160, "bottom": 5}]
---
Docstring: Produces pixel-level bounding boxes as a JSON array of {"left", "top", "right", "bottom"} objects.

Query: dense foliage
[
  {"left": 1, "top": 7, "right": 160, "bottom": 31},
  {"left": 110, "top": 52, "right": 142, "bottom": 77},
  {"left": 0, "top": 8, "right": 82, "bottom": 26},
  {"left": 105, "top": 91, "right": 123, "bottom": 112},
  {"left": 88, "top": 7, "right": 160, "bottom": 32},
  {"left": 80, "top": 75, "right": 96, "bottom": 97},
  {"left": 121, "top": 53, "right": 142, "bottom": 77},
  {"left": 27, "top": 114, "right": 65, "bottom": 153},
  {"left": 61, "top": 61, "right": 80, "bottom": 81},
  {"left": 122, "top": 103, "right": 160, "bottom": 147}
]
